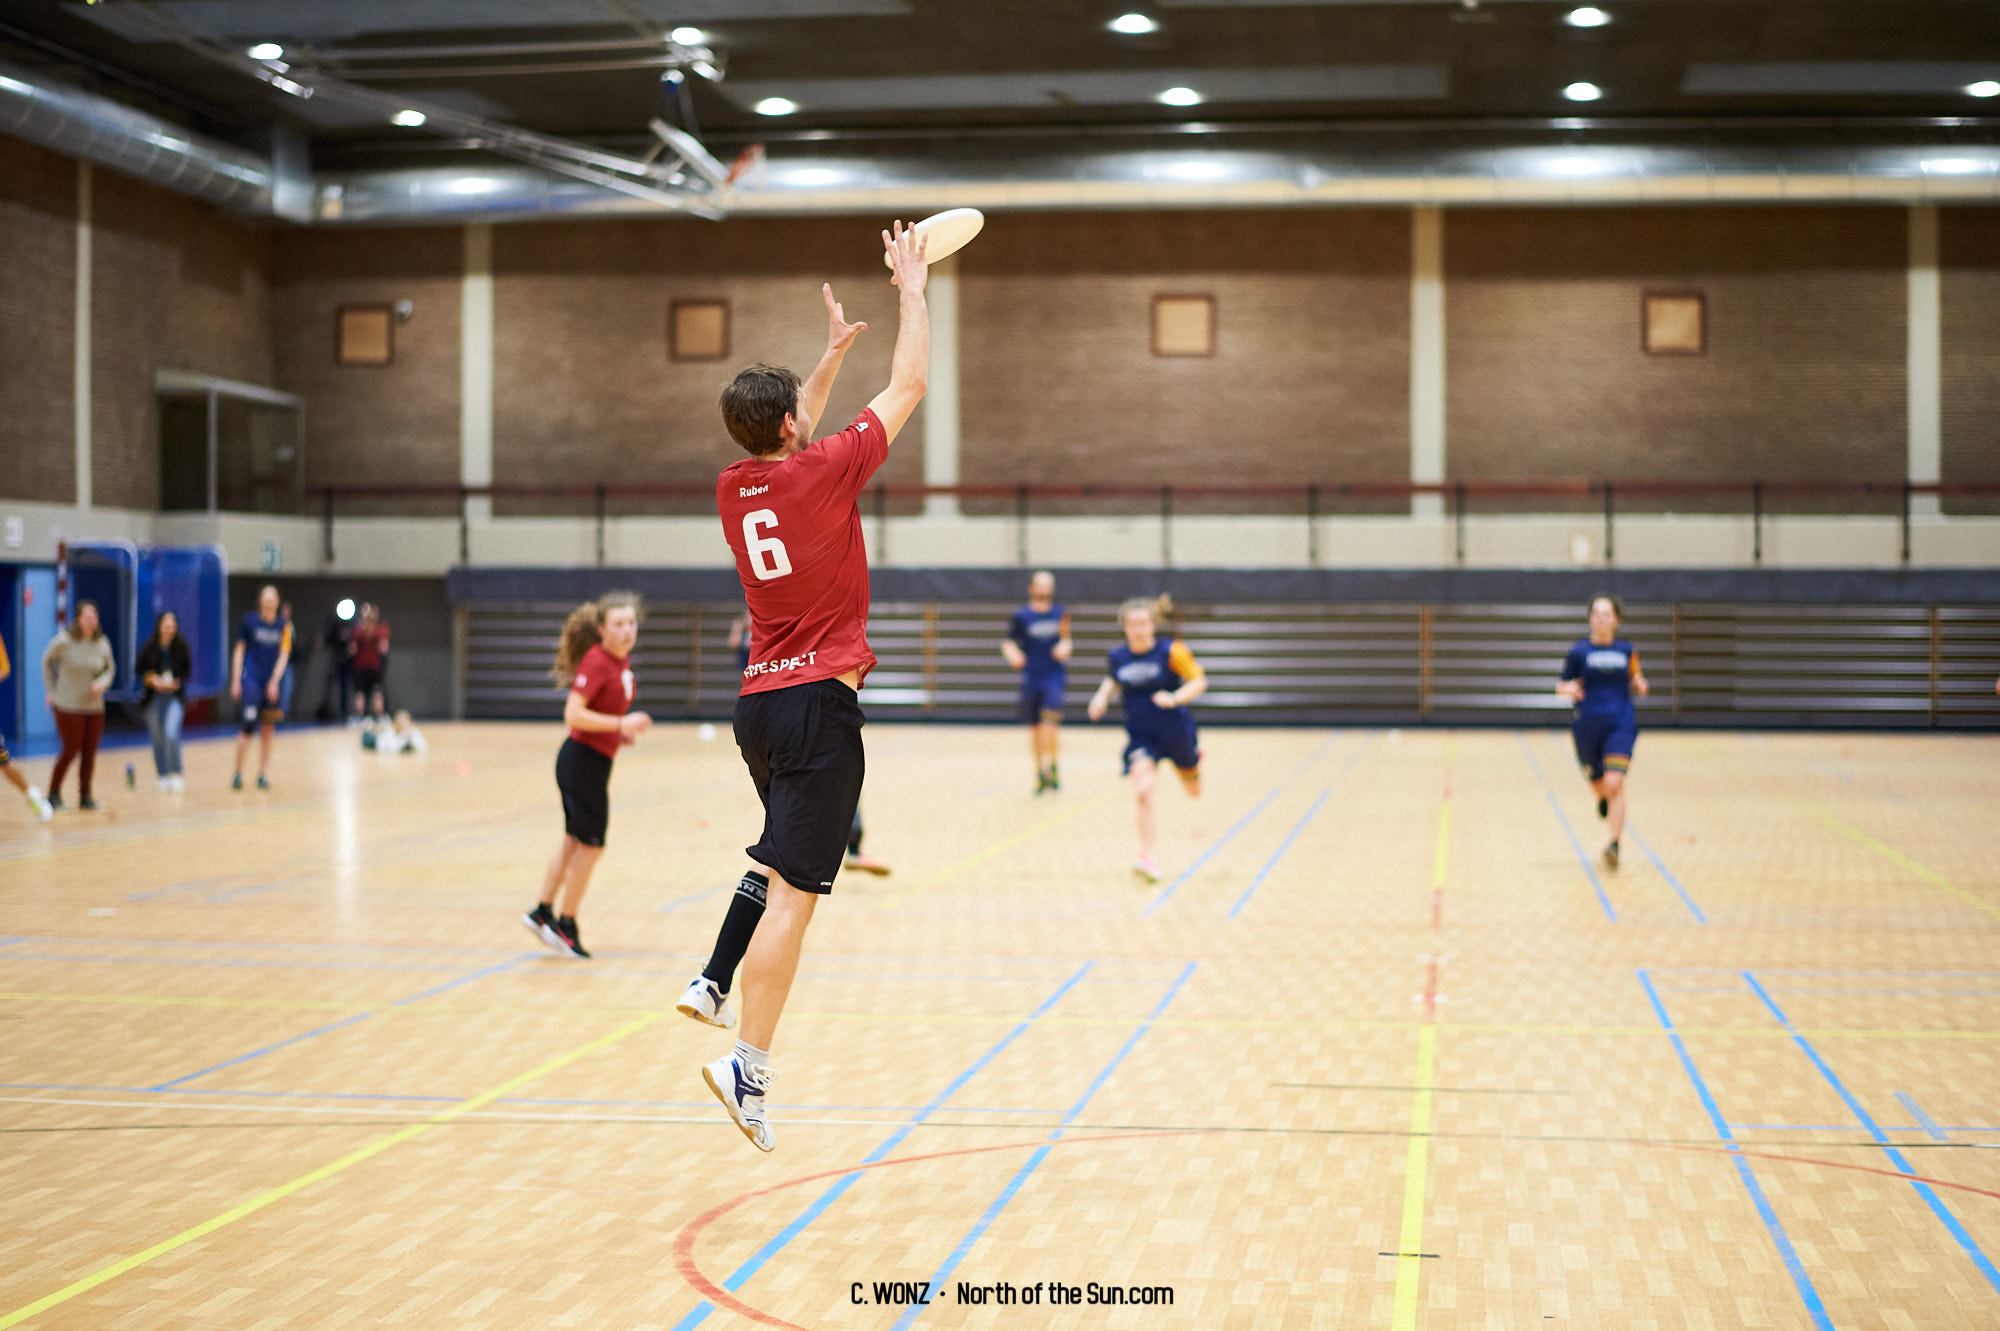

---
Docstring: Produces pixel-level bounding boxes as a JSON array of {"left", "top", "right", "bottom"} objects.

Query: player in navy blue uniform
[
  {"left": 230, "top": 585, "right": 293, "bottom": 791},
  {"left": 1001, "top": 571, "right": 1072, "bottom": 794},
  {"left": 1087, "top": 595, "right": 1206, "bottom": 882},
  {"left": 1557, "top": 595, "right": 1650, "bottom": 868}
]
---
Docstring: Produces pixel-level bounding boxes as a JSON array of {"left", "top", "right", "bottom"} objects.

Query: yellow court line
[
  {"left": 0, "top": 991, "right": 362, "bottom": 1013},
  {"left": 1390, "top": 1025, "right": 1438, "bottom": 1330},
  {"left": 881, "top": 792, "right": 1116, "bottom": 905},
  {"left": 0, "top": 1013, "right": 660, "bottom": 1330},
  {"left": 1798, "top": 803, "right": 2000, "bottom": 923}
]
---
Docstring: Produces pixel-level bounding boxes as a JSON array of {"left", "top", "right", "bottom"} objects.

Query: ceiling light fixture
[
  {"left": 1564, "top": 7, "right": 1610, "bottom": 27},
  {"left": 1109, "top": 13, "right": 1159, "bottom": 35},
  {"left": 1158, "top": 86, "right": 1202, "bottom": 107},
  {"left": 1563, "top": 81, "right": 1602, "bottom": 101},
  {"left": 1922, "top": 157, "right": 1987, "bottom": 174},
  {"left": 247, "top": 42, "right": 284, "bottom": 61},
  {"left": 753, "top": 97, "right": 798, "bottom": 116},
  {"left": 671, "top": 26, "right": 706, "bottom": 45},
  {"left": 1967, "top": 80, "right": 2000, "bottom": 98},
  {"left": 390, "top": 109, "right": 426, "bottom": 127}
]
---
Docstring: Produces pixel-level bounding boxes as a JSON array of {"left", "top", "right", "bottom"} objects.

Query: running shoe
[
  {"left": 47, "top": 792, "right": 63, "bottom": 811},
  {"left": 1035, "top": 770, "right": 1049, "bottom": 795},
  {"left": 521, "top": 903, "right": 567, "bottom": 954},
  {"left": 1132, "top": 857, "right": 1162, "bottom": 883},
  {"left": 702, "top": 1052, "right": 775, "bottom": 1152},
  {"left": 256, "top": 773, "right": 270, "bottom": 791},
  {"left": 844, "top": 853, "right": 892, "bottom": 876},
  {"left": 1602, "top": 841, "right": 1620, "bottom": 870},
  {"left": 1048, "top": 765, "right": 1060, "bottom": 791},
  {"left": 231, "top": 771, "right": 243, "bottom": 791},
  {"left": 25, "top": 786, "right": 53, "bottom": 823},
  {"left": 78, "top": 797, "right": 100, "bottom": 811},
  {"left": 554, "top": 915, "right": 590, "bottom": 959},
  {"left": 677, "top": 976, "right": 738, "bottom": 1029}
]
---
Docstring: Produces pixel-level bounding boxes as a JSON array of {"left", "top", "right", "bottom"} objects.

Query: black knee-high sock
[{"left": 702, "top": 871, "right": 767, "bottom": 994}]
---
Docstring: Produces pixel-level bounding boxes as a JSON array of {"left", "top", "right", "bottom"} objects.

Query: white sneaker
[
  {"left": 170, "top": 775, "right": 185, "bottom": 793},
  {"left": 25, "top": 786, "right": 54, "bottom": 824},
  {"left": 677, "top": 976, "right": 738, "bottom": 1029},
  {"left": 702, "top": 1053, "right": 775, "bottom": 1152},
  {"left": 1132, "top": 857, "right": 1162, "bottom": 883},
  {"left": 157, "top": 777, "right": 171, "bottom": 792}
]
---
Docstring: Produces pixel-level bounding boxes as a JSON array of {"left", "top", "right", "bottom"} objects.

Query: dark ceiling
[{"left": 4, "top": 0, "right": 1998, "bottom": 169}]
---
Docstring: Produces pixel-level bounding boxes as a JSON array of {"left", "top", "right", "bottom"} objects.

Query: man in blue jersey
[
  {"left": 230, "top": 584, "right": 293, "bottom": 791},
  {"left": 1556, "top": 595, "right": 1649, "bottom": 868},
  {"left": 1000, "top": 571, "right": 1072, "bottom": 794}
]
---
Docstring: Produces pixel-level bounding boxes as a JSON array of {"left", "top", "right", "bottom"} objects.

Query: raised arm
[
  {"left": 798, "top": 284, "right": 868, "bottom": 427},
  {"left": 867, "top": 220, "right": 930, "bottom": 445}
]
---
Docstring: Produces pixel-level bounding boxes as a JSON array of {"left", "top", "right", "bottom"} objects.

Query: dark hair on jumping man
[
  {"left": 1590, "top": 594, "right": 1623, "bottom": 618},
  {"left": 551, "top": 591, "right": 644, "bottom": 683},
  {"left": 720, "top": 364, "right": 803, "bottom": 456},
  {"left": 67, "top": 598, "right": 102, "bottom": 639}
]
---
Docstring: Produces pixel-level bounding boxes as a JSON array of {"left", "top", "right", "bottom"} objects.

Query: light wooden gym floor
[{"left": 0, "top": 722, "right": 1995, "bottom": 1330}]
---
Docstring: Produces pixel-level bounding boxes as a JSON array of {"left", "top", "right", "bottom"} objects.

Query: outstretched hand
[
  {"left": 883, "top": 219, "right": 928, "bottom": 292},
  {"left": 823, "top": 283, "right": 866, "bottom": 352}
]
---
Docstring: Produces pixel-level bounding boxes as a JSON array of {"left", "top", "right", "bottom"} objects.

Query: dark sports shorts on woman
[
  {"left": 555, "top": 736, "right": 613, "bottom": 847},
  {"left": 734, "top": 678, "right": 866, "bottom": 893},
  {"left": 1571, "top": 712, "right": 1637, "bottom": 782}
]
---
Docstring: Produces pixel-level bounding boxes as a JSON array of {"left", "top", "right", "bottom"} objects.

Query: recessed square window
[
  {"left": 671, "top": 299, "right": 730, "bottom": 361},
  {"left": 336, "top": 305, "right": 394, "bottom": 366},
  {"left": 1152, "top": 294, "right": 1215, "bottom": 358},
  {"left": 1642, "top": 291, "right": 1705, "bottom": 355}
]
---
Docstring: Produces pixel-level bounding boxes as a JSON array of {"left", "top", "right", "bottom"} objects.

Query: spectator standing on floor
[
  {"left": 41, "top": 599, "right": 116, "bottom": 811},
  {"left": 135, "top": 611, "right": 192, "bottom": 793},
  {"left": 351, "top": 603, "right": 391, "bottom": 721}
]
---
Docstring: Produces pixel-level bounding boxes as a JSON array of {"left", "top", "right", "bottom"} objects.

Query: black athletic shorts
[
  {"left": 555, "top": 737, "right": 613, "bottom": 847},
  {"left": 354, "top": 667, "right": 384, "bottom": 695},
  {"left": 734, "top": 678, "right": 866, "bottom": 893}
]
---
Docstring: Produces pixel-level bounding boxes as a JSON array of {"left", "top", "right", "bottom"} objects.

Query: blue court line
[
  {"left": 1629, "top": 829, "right": 1707, "bottom": 924},
  {"left": 1517, "top": 735, "right": 1617, "bottom": 923},
  {"left": 1228, "top": 789, "right": 1332, "bottom": 920},
  {"left": 670, "top": 963, "right": 1096, "bottom": 1331},
  {"left": 1742, "top": 971, "right": 2000, "bottom": 1296},
  {"left": 1143, "top": 788, "right": 1281, "bottom": 916},
  {"left": 148, "top": 954, "right": 533, "bottom": 1092},
  {"left": 1895, "top": 1093, "right": 1951, "bottom": 1143},
  {"left": 892, "top": 962, "right": 1198, "bottom": 1331},
  {"left": 1653, "top": 966, "right": 2000, "bottom": 977},
  {"left": 1636, "top": 970, "right": 1831, "bottom": 1330},
  {"left": 1227, "top": 733, "right": 1374, "bottom": 920}
]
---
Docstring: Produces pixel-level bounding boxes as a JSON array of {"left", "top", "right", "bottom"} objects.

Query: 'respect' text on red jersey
[
  {"left": 717, "top": 408, "right": 888, "bottom": 696},
  {"left": 568, "top": 642, "right": 634, "bottom": 760}
]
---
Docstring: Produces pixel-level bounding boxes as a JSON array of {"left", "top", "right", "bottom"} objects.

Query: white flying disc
[{"left": 885, "top": 207, "right": 984, "bottom": 269}]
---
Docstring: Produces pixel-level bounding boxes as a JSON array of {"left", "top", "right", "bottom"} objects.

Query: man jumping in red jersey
[{"left": 678, "top": 220, "right": 930, "bottom": 1152}]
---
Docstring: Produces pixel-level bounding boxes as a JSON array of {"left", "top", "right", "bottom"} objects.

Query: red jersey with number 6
[{"left": 717, "top": 407, "right": 888, "bottom": 696}]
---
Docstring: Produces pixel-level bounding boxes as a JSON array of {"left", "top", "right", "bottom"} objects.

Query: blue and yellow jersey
[
  {"left": 1560, "top": 637, "right": 1639, "bottom": 717},
  {"left": 1009, "top": 604, "right": 1068, "bottom": 679},
  {"left": 239, "top": 611, "right": 292, "bottom": 681},
  {"left": 1109, "top": 638, "right": 1203, "bottom": 733}
]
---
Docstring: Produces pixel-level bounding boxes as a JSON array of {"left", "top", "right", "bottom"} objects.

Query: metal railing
[{"left": 310, "top": 479, "right": 2000, "bottom": 569}]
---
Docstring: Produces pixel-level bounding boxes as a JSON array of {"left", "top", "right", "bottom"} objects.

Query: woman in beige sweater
[{"left": 41, "top": 600, "right": 116, "bottom": 810}]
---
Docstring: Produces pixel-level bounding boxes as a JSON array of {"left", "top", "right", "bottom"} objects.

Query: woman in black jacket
[{"left": 136, "top": 611, "right": 193, "bottom": 792}]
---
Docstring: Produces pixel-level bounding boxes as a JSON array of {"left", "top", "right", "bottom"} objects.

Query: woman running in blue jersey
[
  {"left": 1087, "top": 595, "right": 1207, "bottom": 882},
  {"left": 1556, "top": 595, "right": 1650, "bottom": 868}
]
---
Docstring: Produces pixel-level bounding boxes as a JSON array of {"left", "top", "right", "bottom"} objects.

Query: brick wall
[
  {"left": 1941, "top": 209, "right": 2000, "bottom": 515},
  {"left": 1445, "top": 207, "right": 1908, "bottom": 510},
  {"left": 959, "top": 210, "right": 1411, "bottom": 512},
  {"left": 0, "top": 135, "right": 77, "bottom": 504},
  {"left": 492, "top": 218, "right": 922, "bottom": 515},
  {"left": 272, "top": 228, "right": 463, "bottom": 515},
  {"left": 91, "top": 172, "right": 273, "bottom": 510}
]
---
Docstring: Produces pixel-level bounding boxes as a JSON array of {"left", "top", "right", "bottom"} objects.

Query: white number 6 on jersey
[{"left": 742, "top": 509, "right": 793, "bottom": 580}]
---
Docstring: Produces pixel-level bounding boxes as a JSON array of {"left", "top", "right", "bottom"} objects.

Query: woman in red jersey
[{"left": 521, "top": 592, "right": 651, "bottom": 959}]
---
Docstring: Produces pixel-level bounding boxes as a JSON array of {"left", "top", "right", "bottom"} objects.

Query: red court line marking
[
  {"left": 672, "top": 1131, "right": 2000, "bottom": 1329},
  {"left": 672, "top": 1130, "right": 1212, "bottom": 1330},
  {"left": 1666, "top": 1144, "right": 2000, "bottom": 1202}
]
